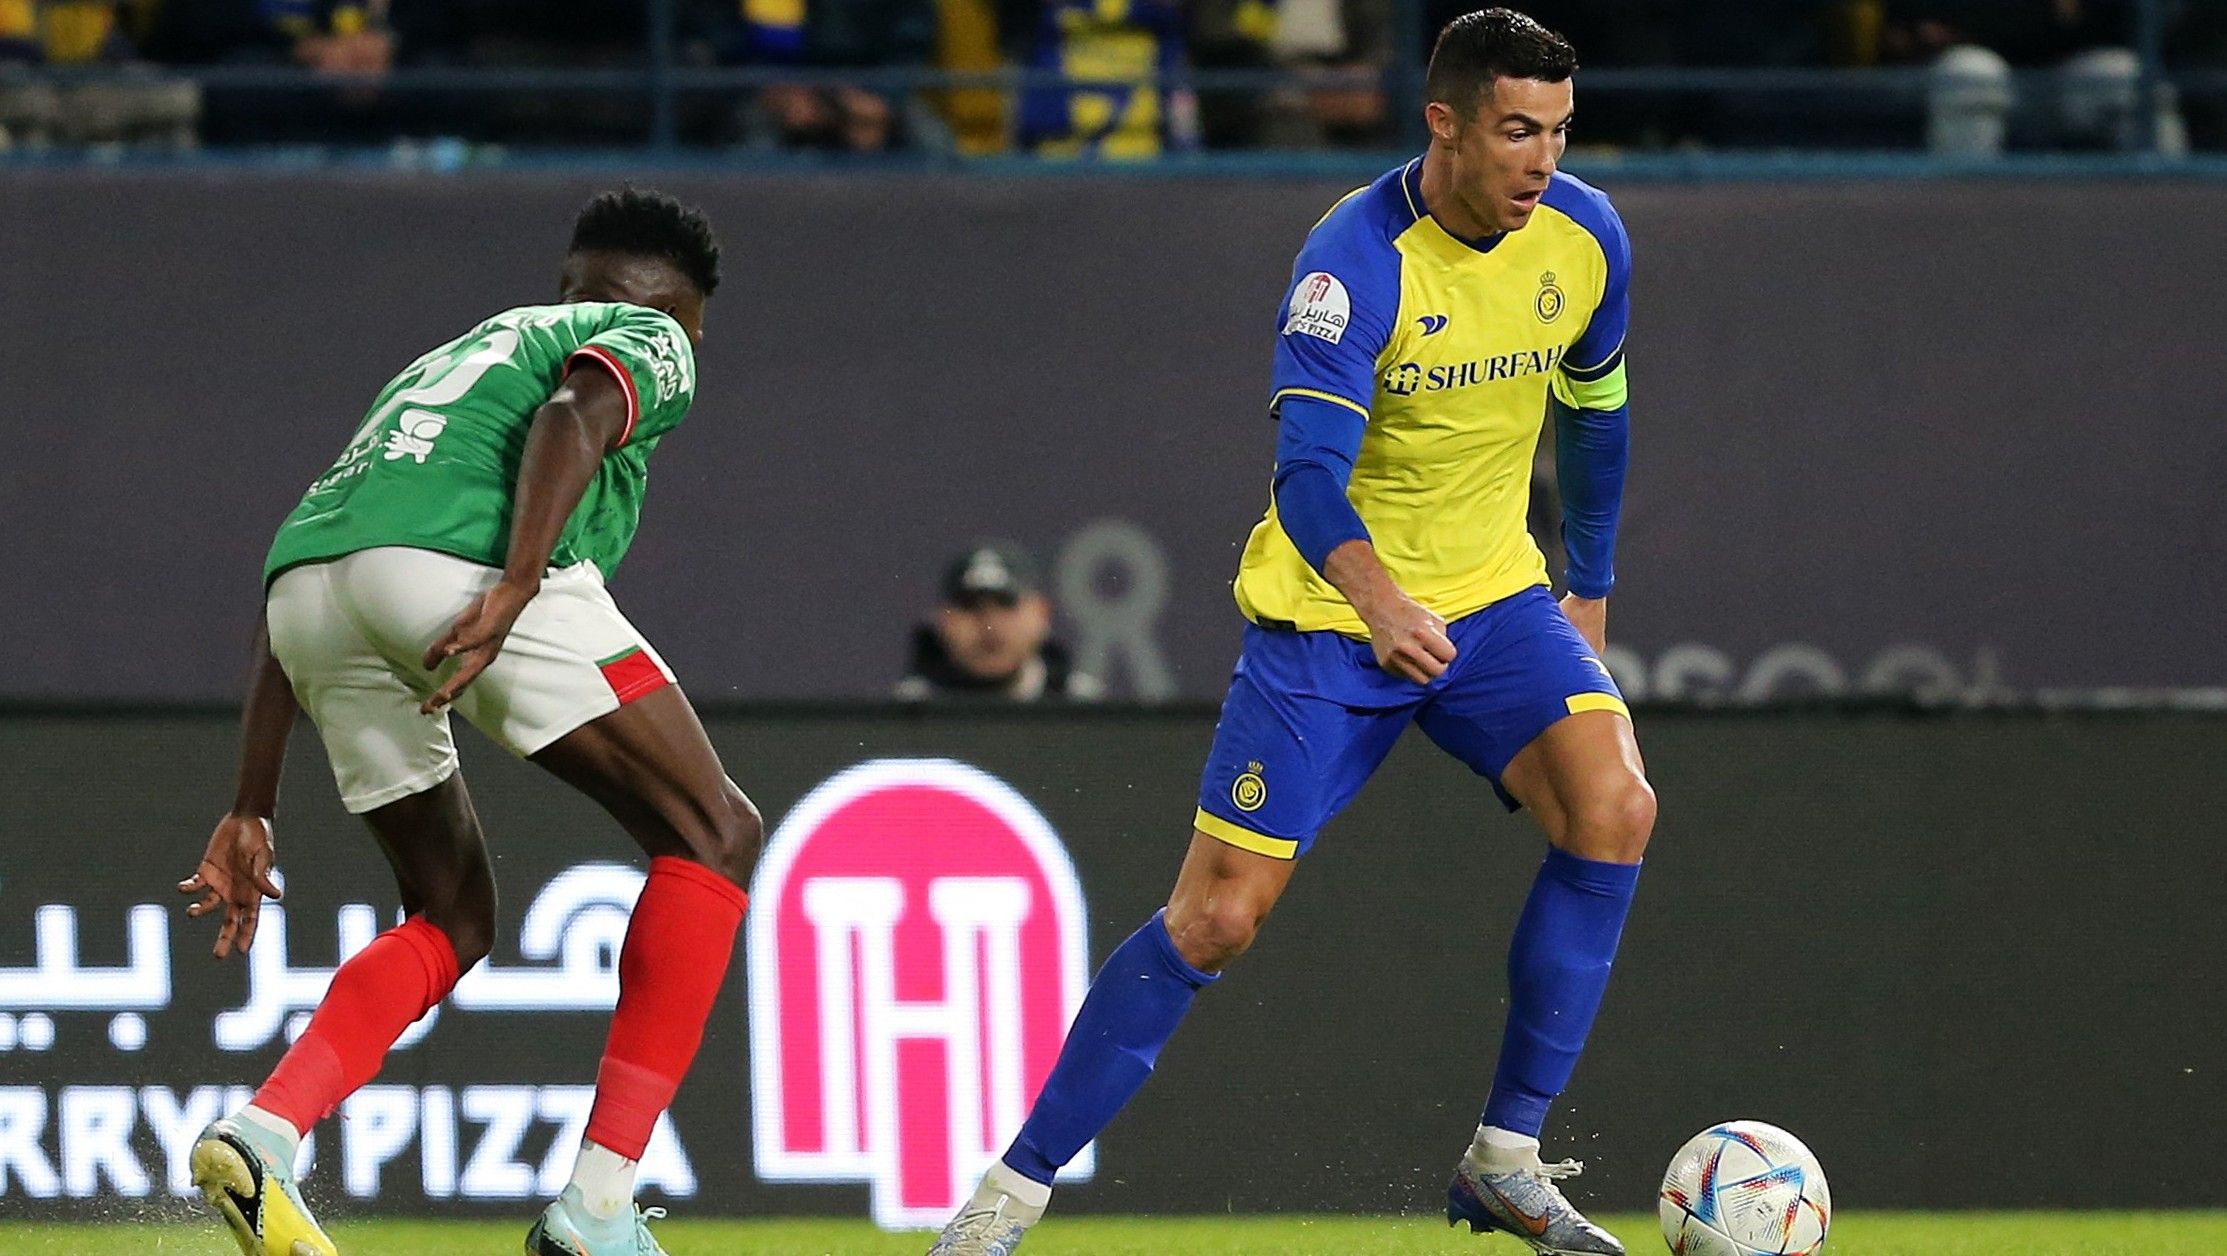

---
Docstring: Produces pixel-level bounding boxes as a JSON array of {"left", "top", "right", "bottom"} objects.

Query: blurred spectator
[
  {"left": 0, "top": 1, "right": 197, "bottom": 148},
  {"left": 142, "top": 0, "right": 463, "bottom": 144},
  {"left": 144, "top": 0, "right": 397, "bottom": 73},
  {"left": 931, "top": 0, "right": 1006, "bottom": 153},
  {"left": 446, "top": 0, "right": 641, "bottom": 146},
  {"left": 1863, "top": 1, "right": 2188, "bottom": 153},
  {"left": 1016, "top": 0, "right": 1197, "bottom": 158},
  {"left": 895, "top": 541, "right": 1105, "bottom": 703},
  {"left": 1186, "top": 0, "right": 1276, "bottom": 147},
  {"left": 688, "top": 0, "right": 942, "bottom": 153},
  {"left": 1264, "top": 0, "right": 1392, "bottom": 148},
  {"left": 2168, "top": 0, "right": 2227, "bottom": 149}
]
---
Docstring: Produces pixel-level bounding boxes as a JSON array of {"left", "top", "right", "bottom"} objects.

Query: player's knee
[
  {"left": 680, "top": 786, "right": 763, "bottom": 888},
  {"left": 1165, "top": 896, "right": 1268, "bottom": 973},
  {"left": 1563, "top": 773, "right": 1656, "bottom": 863}
]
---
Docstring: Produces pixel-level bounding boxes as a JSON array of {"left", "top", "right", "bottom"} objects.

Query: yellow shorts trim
[
  {"left": 1192, "top": 808, "right": 1299, "bottom": 860},
  {"left": 1270, "top": 387, "right": 1370, "bottom": 421},
  {"left": 1565, "top": 692, "right": 1632, "bottom": 720}
]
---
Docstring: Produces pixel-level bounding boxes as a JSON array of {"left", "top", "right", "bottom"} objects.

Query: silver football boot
[
  {"left": 1447, "top": 1140, "right": 1625, "bottom": 1255},
  {"left": 926, "top": 1162, "right": 1049, "bottom": 1256}
]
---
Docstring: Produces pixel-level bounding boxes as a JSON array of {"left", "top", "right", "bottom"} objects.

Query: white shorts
[{"left": 266, "top": 547, "right": 676, "bottom": 814}]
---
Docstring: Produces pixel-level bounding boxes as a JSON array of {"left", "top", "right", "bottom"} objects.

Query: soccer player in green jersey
[{"left": 176, "top": 190, "right": 751, "bottom": 1256}]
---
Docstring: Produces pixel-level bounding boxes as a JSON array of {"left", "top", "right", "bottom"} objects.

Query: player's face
[
  {"left": 1437, "top": 77, "right": 1573, "bottom": 234},
  {"left": 560, "top": 251, "right": 708, "bottom": 346},
  {"left": 936, "top": 594, "right": 1052, "bottom": 682}
]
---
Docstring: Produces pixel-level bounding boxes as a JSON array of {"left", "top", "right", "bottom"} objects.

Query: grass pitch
[{"left": 5, "top": 1212, "right": 2227, "bottom": 1255}]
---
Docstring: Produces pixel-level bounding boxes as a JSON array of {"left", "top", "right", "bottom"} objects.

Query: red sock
[
  {"left": 585, "top": 856, "right": 747, "bottom": 1160},
  {"left": 252, "top": 916, "right": 461, "bottom": 1134}
]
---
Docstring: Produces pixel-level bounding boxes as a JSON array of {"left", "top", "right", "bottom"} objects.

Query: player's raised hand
[
  {"left": 178, "top": 813, "right": 285, "bottom": 959},
  {"left": 1366, "top": 596, "right": 1457, "bottom": 684},
  {"left": 420, "top": 578, "right": 538, "bottom": 713}
]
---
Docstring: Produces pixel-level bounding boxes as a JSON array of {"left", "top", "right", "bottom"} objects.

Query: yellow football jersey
[{"left": 1234, "top": 159, "right": 1631, "bottom": 636}]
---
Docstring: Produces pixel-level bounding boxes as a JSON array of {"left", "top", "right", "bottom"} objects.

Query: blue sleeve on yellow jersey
[
  {"left": 1273, "top": 395, "right": 1371, "bottom": 573},
  {"left": 1264, "top": 183, "right": 1405, "bottom": 575},
  {"left": 1554, "top": 396, "right": 1627, "bottom": 600},
  {"left": 1268, "top": 190, "right": 1402, "bottom": 418},
  {"left": 1540, "top": 174, "right": 1633, "bottom": 600}
]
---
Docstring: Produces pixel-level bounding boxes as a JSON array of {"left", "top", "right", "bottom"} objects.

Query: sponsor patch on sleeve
[{"left": 1283, "top": 271, "right": 1351, "bottom": 344}]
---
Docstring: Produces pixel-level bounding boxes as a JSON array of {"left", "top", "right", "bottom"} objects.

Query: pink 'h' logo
[{"left": 747, "top": 760, "right": 1094, "bottom": 1229}]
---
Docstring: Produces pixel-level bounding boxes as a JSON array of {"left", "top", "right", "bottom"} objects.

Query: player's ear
[{"left": 1424, "top": 99, "right": 1459, "bottom": 145}]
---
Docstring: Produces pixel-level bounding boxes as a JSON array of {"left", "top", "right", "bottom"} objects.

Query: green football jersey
[{"left": 264, "top": 301, "right": 696, "bottom": 587}]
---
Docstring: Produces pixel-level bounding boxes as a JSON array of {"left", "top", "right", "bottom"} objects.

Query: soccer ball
[{"left": 1657, "top": 1121, "right": 1831, "bottom": 1255}]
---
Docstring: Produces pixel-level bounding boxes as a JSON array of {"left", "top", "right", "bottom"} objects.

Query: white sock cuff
[
  {"left": 236, "top": 1105, "right": 303, "bottom": 1164},
  {"left": 986, "top": 1159, "right": 1054, "bottom": 1211},
  {"left": 571, "top": 1140, "right": 640, "bottom": 1220},
  {"left": 1470, "top": 1124, "right": 1542, "bottom": 1170}
]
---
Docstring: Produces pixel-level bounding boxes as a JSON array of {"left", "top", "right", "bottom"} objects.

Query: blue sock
[
  {"left": 1480, "top": 847, "right": 1642, "bottom": 1138},
  {"left": 1003, "top": 909, "right": 1217, "bottom": 1186}
]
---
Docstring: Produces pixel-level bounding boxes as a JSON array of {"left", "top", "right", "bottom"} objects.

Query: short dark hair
[
  {"left": 569, "top": 187, "right": 722, "bottom": 298},
  {"left": 1425, "top": 8, "right": 1577, "bottom": 116}
]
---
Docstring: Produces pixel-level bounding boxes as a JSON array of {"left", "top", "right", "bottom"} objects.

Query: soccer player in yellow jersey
[{"left": 934, "top": 11, "right": 1648, "bottom": 1256}]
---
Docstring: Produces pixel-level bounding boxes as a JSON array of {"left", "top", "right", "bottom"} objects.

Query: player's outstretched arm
[
  {"left": 177, "top": 619, "right": 293, "bottom": 957},
  {"left": 419, "top": 364, "right": 632, "bottom": 713}
]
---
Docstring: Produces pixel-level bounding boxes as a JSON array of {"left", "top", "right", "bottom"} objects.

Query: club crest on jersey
[
  {"left": 1535, "top": 271, "right": 1566, "bottom": 323},
  {"left": 747, "top": 760, "right": 1094, "bottom": 1229},
  {"left": 1231, "top": 761, "right": 1268, "bottom": 813},
  {"left": 1284, "top": 271, "right": 1351, "bottom": 344}
]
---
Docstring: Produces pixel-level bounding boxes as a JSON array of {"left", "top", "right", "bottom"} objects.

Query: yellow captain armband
[{"left": 1552, "top": 359, "right": 1628, "bottom": 411}]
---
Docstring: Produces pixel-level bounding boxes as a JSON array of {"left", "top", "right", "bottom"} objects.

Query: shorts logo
[
  {"left": 1231, "top": 761, "right": 1268, "bottom": 813},
  {"left": 746, "top": 760, "right": 1094, "bottom": 1229},
  {"left": 1535, "top": 271, "right": 1566, "bottom": 323},
  {"left": 1283, "top": 271, "right": 1351, "bottom": 344}
]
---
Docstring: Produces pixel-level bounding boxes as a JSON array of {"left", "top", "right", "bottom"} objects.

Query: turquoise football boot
[{"left": 524, "top": 1184, "right": 670, "bottom": 1256}]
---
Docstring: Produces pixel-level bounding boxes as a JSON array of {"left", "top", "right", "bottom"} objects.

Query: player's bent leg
[
  {"left": 1011, "top": 829, "right": 1293, "bottom": 1177},
  {"left": 1450, "top": 711, "right": 1651, "bottom": 1255},
  {"left": 201, "top": 774, "right": 494, "bottom": 1256},
  {"left": 1163, "top": 825, "right": 1301, "bottom": 972},
  {"left": 525, "top": 686, "right": 758, "bottom": 1255},
  {"left": 1500, "top": 709, "right": 1656, "bottom": 864},
  {"left": 360, "top": 772, "right": 501, "bottom": 971},
  {"left": 530, "top": 684, "right": 762, "bottom": 883},
  {"left": 935, "top": 626, "right": 1387, "bottom": 1255},
  {"left": 931, "top": 830, "right": 1298, "bottom": 1255}
]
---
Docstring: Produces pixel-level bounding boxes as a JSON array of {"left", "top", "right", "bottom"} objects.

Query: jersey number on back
[{"left": 340, "top": 327, "right": 523, "bottom": 468}]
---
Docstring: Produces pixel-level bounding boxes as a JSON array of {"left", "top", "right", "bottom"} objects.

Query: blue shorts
[{"left": 1193, "top": 585, "right": 1627, "bottom": 859}]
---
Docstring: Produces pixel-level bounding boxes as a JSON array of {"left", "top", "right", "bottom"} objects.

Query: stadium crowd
[{"left": 3, "top": 0, "right": 2221, "bottom": 152}]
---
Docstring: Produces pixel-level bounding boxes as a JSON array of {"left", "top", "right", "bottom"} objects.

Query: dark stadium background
[{"left": 3, "top": 0, "right": 2224, "bottom": 1235}]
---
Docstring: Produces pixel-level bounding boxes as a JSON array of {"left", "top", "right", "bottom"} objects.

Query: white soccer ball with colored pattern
[{"left": 1658, "top": 1121, "right": 1831, "bottom": 1255}]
